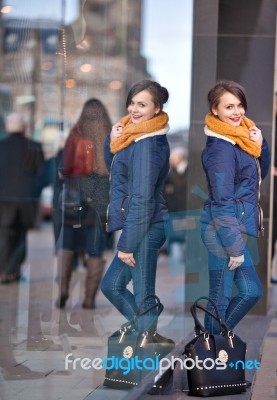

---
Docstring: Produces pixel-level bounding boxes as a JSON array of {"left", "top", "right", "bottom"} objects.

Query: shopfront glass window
[{"left": 0, "top": 1, "right": 193, "bottom": 396}]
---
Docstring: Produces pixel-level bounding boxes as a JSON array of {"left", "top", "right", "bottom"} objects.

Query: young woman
[
  {"left": 101, "top": 80, "right": 170, "bottom": 332},
  {"left": 200, "top": 80, "right": 270, "bottom": 333},
  {"left": 55, "top": 98, "right": 112, "bottom": 309}
]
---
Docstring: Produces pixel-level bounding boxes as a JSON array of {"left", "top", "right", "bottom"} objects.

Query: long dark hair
[
  {"left": 69, "top": 98, "right": 112, "bottom": 175},
  {"left": 77, "top": 98, "right": 112, "bottom": 140}
]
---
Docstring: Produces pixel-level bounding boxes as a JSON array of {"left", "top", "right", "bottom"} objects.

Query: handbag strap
[
  {"left": 190, "top": 296, "right": 229, "bottom": 335},
  {"left": 120, "top": 295, "right": 164, "bottom": 333},
  {"left": 135, "top": 295, "right": 164, "bottom": 332},
  {"left": 136, "top": 295, "right": 164, "bottom": 317},
  {"left": 193, "top": 303, "right": 229, "bottom": 334}
]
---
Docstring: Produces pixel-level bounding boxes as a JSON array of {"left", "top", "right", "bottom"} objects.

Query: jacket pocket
[
  {"left": 235, "top": 199, "right": 247, "bottom": 224},
  {"left": 106, "top": 196, "right": 129, "bottom": 232},
  {"left": 120, "top": 196, "right": 130, "bottom": 219},
  {"left": 235, "top": 199, "right": 258, "bottom": 237}
]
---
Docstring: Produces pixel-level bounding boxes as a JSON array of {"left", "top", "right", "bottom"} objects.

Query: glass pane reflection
[{"left": 0, "top": 0, "right": 193, "bottom": 397}]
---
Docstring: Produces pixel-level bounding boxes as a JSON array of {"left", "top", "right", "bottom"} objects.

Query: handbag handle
[
  {"left": 190, "top": 296, "right": 229, "bottom": 335},
  {"left": 136, "top": 295, "right": 164, "bottom": 318},
  {"left": 135, "top": 295, "right": 164, "bottom": 332},
  {"left": 120, "top": 295, "right": 164, "bottom": 333},
  {"left": 191, "top": 296, "right": 221, "bottom": 323},
  {"left": 193, "top": 303, "right": 230, "bottom": 334}
]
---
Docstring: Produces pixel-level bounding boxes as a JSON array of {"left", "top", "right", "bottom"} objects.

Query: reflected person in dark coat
[
  {"left": 164, "top": 147, "right": 188, "bottom": 264},
  {"left": 0, "top": 113, "right": 44, "bottom": 283},
  {"left": 164, "top": 147, "right": 188, "bottom": 213}
]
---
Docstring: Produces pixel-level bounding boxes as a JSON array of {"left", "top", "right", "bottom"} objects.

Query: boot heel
[{"left": 55, "top": 294, "right": 68, "bottom": 309}]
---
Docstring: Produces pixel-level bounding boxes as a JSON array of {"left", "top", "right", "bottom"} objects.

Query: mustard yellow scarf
[
  {"left": 110, "top": 112, "right": 169, "bottom": 154},
  {"left": 205, "top": 113, "right": 261, "bottom": 158}
]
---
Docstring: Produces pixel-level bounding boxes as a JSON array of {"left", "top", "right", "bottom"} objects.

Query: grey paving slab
[{"left": 0, "top": 222, "right": 276, "bottom": 400}]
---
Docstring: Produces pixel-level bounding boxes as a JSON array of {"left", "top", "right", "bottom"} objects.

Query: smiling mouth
[{"left": 230, "top": 117, "right": 241, "bottom": 122}]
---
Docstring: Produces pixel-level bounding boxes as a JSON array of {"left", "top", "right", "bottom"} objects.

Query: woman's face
[
  {"left": 212, "top": 92, "right": 245, "bottom": 126},
  {"left": 127, "top": 90, "right": 160, "bottom": 124}
]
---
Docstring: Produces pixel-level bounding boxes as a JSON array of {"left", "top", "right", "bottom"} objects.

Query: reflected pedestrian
[
  {"left": 55, "top": 99, "right": 112, "bottom": 309},
  {"left": 0, "top": 113, "right": 44, "bottom": 284},
  {"left": 164, "top": 146, "right": 188, "bottom": 267}
]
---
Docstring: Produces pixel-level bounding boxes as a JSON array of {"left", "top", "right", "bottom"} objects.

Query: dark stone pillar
[{"left": 186, "top": 0, "right": 276, "bottom": 314}]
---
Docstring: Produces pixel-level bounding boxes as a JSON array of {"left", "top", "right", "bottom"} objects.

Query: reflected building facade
[{"left": 0, "top": 0, "right": 150, "bottom": 138}]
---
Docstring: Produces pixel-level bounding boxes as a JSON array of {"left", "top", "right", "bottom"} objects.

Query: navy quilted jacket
[
  {"left": 200, "top": 137, "right": 270, "bottom": 257},
  {"left": 104, "top": 134, "right": 170, "bottom": 252}
]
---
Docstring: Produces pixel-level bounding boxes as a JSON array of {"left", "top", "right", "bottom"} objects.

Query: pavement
[{"left": 0, "top": 221, "right": 276, "bottom": 400}]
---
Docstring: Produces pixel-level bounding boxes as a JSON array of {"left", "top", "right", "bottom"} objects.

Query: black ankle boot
[{"left": 55, "top": 294, "right": 68, "bottom": 309}]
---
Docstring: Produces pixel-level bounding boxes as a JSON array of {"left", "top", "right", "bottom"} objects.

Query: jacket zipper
[
  {"left": 255, "top": 159, "right": 264, "bottom": 236},
  {"left": 106, "top": 153, "right": 117, "bottom": 232}
]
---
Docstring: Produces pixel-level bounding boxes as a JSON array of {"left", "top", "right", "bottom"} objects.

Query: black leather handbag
[
  {"left": 59, "top": 178, "right": 84, "bottom": 228},
  {"left": 184, "top": 296, "right": 247, "bottom": 397},
  {"left": 103, "top": 295, "right": 175, "bottom": 390}
]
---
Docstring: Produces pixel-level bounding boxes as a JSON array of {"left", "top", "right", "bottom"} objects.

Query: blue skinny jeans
[
  {"left": 101, "top": 221, "right": 166, "bottom": 332},
  {"left": 200, "top": 223, "right": 262, "bottom": 334}
]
